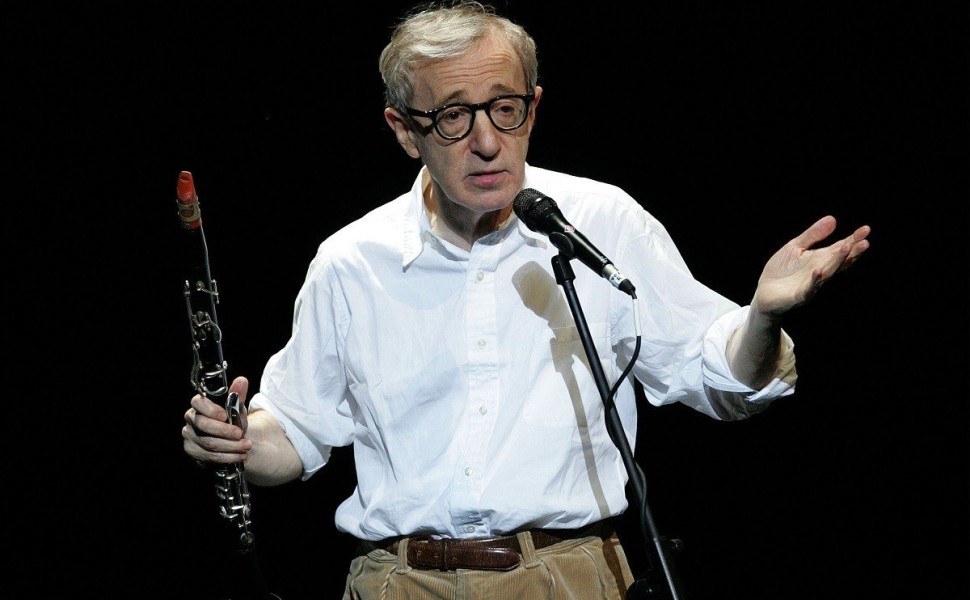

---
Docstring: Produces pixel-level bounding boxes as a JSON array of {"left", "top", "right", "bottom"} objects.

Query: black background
[{"left": 10, "top": 1, "right": 968, "bottom": 599}]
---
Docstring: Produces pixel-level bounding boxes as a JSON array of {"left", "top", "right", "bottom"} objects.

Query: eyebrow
[{"left": 431, "top": 84, "right": 522, "bottom": 108}]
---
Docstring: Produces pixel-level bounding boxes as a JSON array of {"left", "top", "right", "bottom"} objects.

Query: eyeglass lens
[{"left": 436, "top": 97, "right": 528, "bottom": 138}]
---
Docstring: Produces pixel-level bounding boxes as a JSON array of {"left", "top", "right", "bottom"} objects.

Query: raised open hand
[{"left": 753, "top": 216, "right": 871, "bottom": 317}]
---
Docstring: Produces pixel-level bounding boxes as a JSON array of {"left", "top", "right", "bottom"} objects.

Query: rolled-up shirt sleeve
[
  {"left": 701, "top": 305, "right": 797, "bottom": 418},
  {"left": 616, "top": 202, "right": 797, "bottom": 421},
  {"left": 249, "top": 252, "right": 354, "bottom": 480}
]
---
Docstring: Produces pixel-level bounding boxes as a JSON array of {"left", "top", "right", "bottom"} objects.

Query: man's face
[{"left": 388, "top": 31, "right": 541, "bottom": 220}]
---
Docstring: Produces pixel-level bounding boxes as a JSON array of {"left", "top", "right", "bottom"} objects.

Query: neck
[{"left": 425, "top": 184, "right": 513, "bottom": 251}]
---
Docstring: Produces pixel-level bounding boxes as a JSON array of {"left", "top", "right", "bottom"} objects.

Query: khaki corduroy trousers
[{"left": 342, "top": 530, "right": 635, "bottom": 599}]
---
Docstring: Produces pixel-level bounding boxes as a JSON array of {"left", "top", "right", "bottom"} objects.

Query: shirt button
[
  {"left": 479, "top": 406, "right": 488, "bottom": 415},
  {"left": 477, "top": 339, "right": 486, "bottom": 349},
  {"left": 476, "top": 271, "right": 485, "bottom": 281},
  {"left": 465, "top": 524, "right": 475, "bottom": 533},
  {"left": 464, "top": 466, "right": 472, "bottom": 476}
]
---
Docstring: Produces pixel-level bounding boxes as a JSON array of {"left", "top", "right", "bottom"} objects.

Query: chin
[
  {"left": 469, "top": 181, "right": 518, "bottom": 208},
  {"left": 473, "top": 192, "right": 515, "bottom": 214}
]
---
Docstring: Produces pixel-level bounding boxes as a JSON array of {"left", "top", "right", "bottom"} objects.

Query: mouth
[{"left": 467, "top": 169, "right": 506, "bottom": 187}]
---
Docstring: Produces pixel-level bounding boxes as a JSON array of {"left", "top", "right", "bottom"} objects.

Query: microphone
[{"left": 513, "top": 188, "right": 636, "bottom": 296}]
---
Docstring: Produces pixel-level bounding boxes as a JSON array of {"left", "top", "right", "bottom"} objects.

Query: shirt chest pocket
[{"left": 522, "top": 322, "right": 612, "bottom": 428}]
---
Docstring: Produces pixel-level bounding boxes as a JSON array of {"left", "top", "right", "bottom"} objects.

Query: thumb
[
  {"left": 227, "top": 376, "right": 251, "bottom": 433},
  {"left": 792, "top": 215, "right": 837, "bottom": 250},
  {"left": 229, "top": 375, "right": 250, "bottom": 407}
]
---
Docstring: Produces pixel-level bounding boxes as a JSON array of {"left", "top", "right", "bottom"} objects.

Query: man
[{"left": 183, "top": 2, "right": 871, "bottom": 597}]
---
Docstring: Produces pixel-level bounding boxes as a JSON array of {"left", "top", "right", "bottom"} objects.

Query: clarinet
[{"left": 176, "top": 171, "right": 281, "bottom": 600}]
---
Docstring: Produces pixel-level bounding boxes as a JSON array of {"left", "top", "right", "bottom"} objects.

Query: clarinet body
[{"left": 176, "top": 171, "right": 280, "bottom": 600}]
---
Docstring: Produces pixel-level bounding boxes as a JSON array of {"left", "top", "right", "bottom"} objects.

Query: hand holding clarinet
[{"left": 175, "top": 171, "right": 284, "bottom": 600}]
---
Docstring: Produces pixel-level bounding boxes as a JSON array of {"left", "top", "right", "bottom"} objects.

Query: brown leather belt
[{"left": 360, "top": 519, "right": 614, "bottom": 572}]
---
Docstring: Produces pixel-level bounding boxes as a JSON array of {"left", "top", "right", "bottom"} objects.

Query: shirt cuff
[{"left": 702, "top": 306, "right": 797, "bottom": 404}]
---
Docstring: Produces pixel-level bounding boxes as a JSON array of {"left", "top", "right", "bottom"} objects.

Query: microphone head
[{"left": 513, "top": 188, "right": 559, "bottom": 234}]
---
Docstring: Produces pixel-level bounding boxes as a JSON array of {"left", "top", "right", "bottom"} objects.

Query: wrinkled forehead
[{"left": 410, "top": 32, "right": 526, "bottom": 107}]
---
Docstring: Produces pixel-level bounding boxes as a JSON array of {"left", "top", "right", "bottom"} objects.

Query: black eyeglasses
[{"left": 405, "top": 93, "right": 536, "bottom": 141}]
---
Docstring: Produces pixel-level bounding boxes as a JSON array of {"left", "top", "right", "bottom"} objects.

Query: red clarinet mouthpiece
[{"left": 176, "top": 170, "right": 202, "bottom": 230}]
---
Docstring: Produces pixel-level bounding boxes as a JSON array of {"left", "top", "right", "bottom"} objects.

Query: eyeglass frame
[{"left": 404, "top": 92, "right": 537, "bottom": 141}]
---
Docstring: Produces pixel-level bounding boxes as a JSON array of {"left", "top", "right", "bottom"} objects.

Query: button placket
[{"left": 460, "top": 244, "right": 498, "bottom": 519}]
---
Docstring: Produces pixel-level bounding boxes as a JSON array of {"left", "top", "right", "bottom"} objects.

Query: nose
[{"left": 467, "top": 108, "right": 501, "bottom": 158}]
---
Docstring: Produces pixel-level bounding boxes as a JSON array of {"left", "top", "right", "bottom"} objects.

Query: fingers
[
  {"left": 796, "top": 217, "right": 872, "bottom": 267},
  {"left": 187, "top": 393, "right": 233, "bottom": 433},
  {"left": 848, "top": 224, "right": 871, "bottom": 254},
  {"left": 757, "top": 216, "right": 871, "bottom": 312},
  {"left": 182, "top": 423, "right": 252, "bottom": 463},
  {"left": 835, "top": 224, "right": 872, "bottom": 272},
  {"left": 183, "top": 392, "right": 252, "bottom": 464},
  {"left": 788, "top": 217, "right": 872, "bottom": 293},
  {"left": 850, "top": 223, "right": 872, "bottom": 242}
]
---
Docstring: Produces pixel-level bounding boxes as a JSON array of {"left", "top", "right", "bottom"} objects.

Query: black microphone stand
[{"left": 550, "top": 251, "right": 686, "bottom": 600}]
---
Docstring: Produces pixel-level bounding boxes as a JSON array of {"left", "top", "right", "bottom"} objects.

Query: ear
[
  {"left": 528, "top": 85, "right": 542, "bottom": 127},
  {"left": 520, "top": 85, "right": 542, "bottom": 136},
  {"left": 384, "top": 107, "right": 422, "bottom": 159}
]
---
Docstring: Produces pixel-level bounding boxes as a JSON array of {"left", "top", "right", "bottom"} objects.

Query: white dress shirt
[{"left": 249, "top": 164, "right": 796, "bottom": 541}]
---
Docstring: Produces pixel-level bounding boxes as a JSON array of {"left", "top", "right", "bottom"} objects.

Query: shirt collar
[
  {"left": 400, "top": 164, "right": 548, "bottom": 269},
  {"left": 401, "top": 167, "right": 433, "bottom": 269},
  {"left": 515, "top": 165, "right": 550, "bottom": 246}
]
